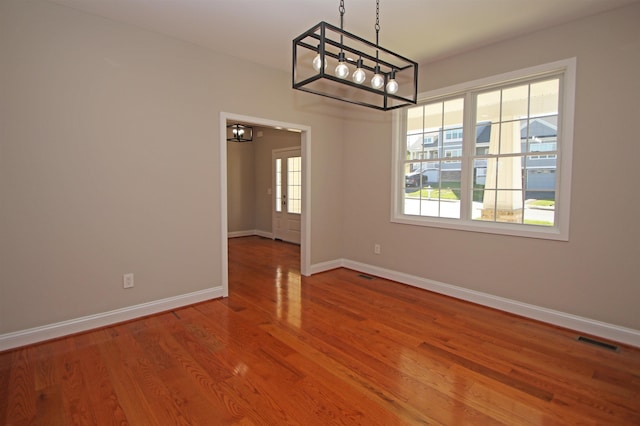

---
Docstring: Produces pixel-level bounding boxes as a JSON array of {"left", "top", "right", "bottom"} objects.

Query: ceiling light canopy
[
  {"left": 292, "top": 0, "right": 418, "bottom": 111},
  {"left": 227, "top": 123, "right": 253, "bottom": 142}
]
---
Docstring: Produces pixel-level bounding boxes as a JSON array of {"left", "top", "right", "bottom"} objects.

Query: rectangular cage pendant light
[
  {"left": 227, "top": 123, "right": 253, "bottom": 142},
  {"left": 292, "top": 20, "right": 418, "bottom": 111}
]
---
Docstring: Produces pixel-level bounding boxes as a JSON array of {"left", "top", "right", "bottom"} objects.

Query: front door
[{"left": 273, "top": 148, "right": 302, "bottom": 244}]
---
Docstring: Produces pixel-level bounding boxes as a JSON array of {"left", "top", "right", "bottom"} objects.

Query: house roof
[
  {"left": 523, "top": 118, "right": 558, "bottom": 139},
  {"left": 407, "top": 116, "right": 557, "bottom": 152}
]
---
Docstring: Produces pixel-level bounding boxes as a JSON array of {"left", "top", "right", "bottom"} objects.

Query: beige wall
[
  {"left": 227, "top": 141, "right": 255, "bottom": 233},
  {"left": 0, "top": 0, "right": 344, "bottom": 334},
  {"left": 342, "top": 3, "right": 640, "bottom": 330},
  {"left": 2, "top": 0, "right": 639, "bottom": 340},
  {"left": 227, "top": 127, "right": 301, "bottom": 234}
]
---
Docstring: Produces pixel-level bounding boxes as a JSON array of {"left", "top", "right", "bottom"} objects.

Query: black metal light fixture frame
[
  {"left": 292, "top": 2, "right": 418, "bottom": 111},
  {"left": 227, "top": 123, "right": 253, "bottom": 142}
]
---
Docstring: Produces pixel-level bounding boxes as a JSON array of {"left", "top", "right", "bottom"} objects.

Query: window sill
[{"left": 391, "top": 215, "right": 568, "bottom": 241}]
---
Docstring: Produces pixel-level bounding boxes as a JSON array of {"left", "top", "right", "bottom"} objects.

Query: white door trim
[{"left": 219, "top": 112, "right": 311, "bottom": 297}]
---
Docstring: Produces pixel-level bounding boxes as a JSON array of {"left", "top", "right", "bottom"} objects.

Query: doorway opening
[{"left": 220, "top": 112, "right": 311, "bottom": 297}]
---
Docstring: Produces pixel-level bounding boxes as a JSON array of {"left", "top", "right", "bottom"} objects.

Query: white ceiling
[{"left": 48, "top": 0, "right": 638, "bottom": 72}]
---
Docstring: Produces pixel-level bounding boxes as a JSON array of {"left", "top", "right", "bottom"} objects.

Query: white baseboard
[
  {"left": 5, "top": 260, "right": 638, "bottom": 351},
  {"left": 309, "top": 259, "right": 343, "bottom": 275},
  {"left": 228, "top": 230, "right": 273, "bottom": 239},
  {"left": 313, "top": 258, "right": 640, "bottom": 348},
  {"left": 0, "top": 287, "right": 223, "bottom": 352},
  {"left": 254, "top": 230, "right": 273, "bottom": 239},
  {"left": 228, "top": 230, "right": 255, "bottom": 238}
]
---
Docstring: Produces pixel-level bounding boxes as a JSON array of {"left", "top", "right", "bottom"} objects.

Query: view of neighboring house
[{"left": 405, "top": 116, "right": 558, "bottom": 200}]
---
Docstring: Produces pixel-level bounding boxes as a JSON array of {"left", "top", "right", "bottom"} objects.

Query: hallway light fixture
[
  {"left": 292, "top": 0, "right": 418, "bottom": 111},
  {"left": 227, "top": 123, "right": 253, "bottom": 142}
]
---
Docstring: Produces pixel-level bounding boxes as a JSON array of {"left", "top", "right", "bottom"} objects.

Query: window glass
[
  {"left": 402, "top": 97, "right": 464, "bottom": 220},
  {"left": 474, "top": 78, "right": 559, "bottom": 227},
  {"left": 393, "top": 59, "right": 575, "bottom": 240},
  {"left": 275, "top": 159, "right": 282, "bottom": 213},
  {"left": 287, "top": 157, "right": 302, "bottom": 214},
  {"left": 530, "top": 79, "right": 559, "bottom": 116}
]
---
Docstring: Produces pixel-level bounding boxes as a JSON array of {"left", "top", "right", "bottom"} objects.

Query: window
[
  {"left": 275, "top": 158, "right": 282, "bottom": 213},
  {"left": 445, "top": 129, "right": 463, "bottom": 141},
  {"left": 275, "top": 155, "right": 302, "bottom": 214},
  {"left": 392, "top": 59, "right": 575, "bottom": 240},
  {"left": 287, "top": 156, "right": 302, "bottom": 214}
]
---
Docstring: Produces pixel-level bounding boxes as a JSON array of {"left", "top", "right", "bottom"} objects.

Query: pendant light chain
[
  {"left": 371, "top": 0, "right": 381, "bottom": 91},
  {"left": 375, "top": 0, "right": 380, "bottom": 48},
  {"left": 339, "top": 0, "right": 345, "bottom": 45}
]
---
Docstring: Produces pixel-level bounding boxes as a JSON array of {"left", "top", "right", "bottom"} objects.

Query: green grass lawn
[
  {"left": 527, "top": 199, "right": 555, "bottom": 207},
  {"left": 406, "top": 187, "right": 459, "bottom": 200},
  {"left": 406, "top": 184, "right": 556, "bottom": 227},
  {"left": 524, "top": 219, "right": 554, "bottom": 226},
  {"left": 407, "top": 184, "right": 556, "bottom": 207}
]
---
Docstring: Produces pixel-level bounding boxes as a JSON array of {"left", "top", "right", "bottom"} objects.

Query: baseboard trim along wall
[
  {"left": 4, "top": 259, "right": 638, "bottom": 351},
  {"left": 0, "top": 287, "right": 223, "bottom": 352},
  {"left": 228, "top": 230, "right": 273, "bottom": 239},
  {"left": 316, "top": 258, "right": 640, "bottom": 349}
]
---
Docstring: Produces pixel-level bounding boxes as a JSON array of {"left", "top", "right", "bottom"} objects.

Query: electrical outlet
[
  {"left": 374, "top": 244, "right": 381, "bottom": 255},
  {"left": 123, "top": 273, "right": 134, "bottom": 289}
]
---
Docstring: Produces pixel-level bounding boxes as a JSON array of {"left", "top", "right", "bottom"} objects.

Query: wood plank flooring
[{"left": 2, "top": 235, "right": 640, "bottom": 424}]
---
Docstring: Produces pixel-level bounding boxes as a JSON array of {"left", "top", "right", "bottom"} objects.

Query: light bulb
[
  {"left": 386, "top": 79, "right": 399, "bottom": 94},
  {"left": 371, "top": 65, "right": 384, "bottom": 89},
  {"left": 334, "top": 52, "right": 349, "bottom": 79},
  {"left": 353, "top": 68, "right": 366, "bottom": 84},
  {"left": 371, "top": 73, "right": 384, "bottom": 90},
  {"left": 312, "top": 45, "right": 326, "bottom": 72},
  {"left": 352, "top": 59, "right": 366, "bottom": 84},
  {"left": 386, "top": 70, "right": 399, "bottom": 94},
  {"left": 312, "top": 54, "right": 326, "bottom": 72},
  {"left": 335, "top": 62, "right": 349, "bottom": 79}
]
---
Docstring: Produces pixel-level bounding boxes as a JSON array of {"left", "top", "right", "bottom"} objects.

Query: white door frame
[{"left": 219, "top": 112, "right": 311, "bottom": 297}]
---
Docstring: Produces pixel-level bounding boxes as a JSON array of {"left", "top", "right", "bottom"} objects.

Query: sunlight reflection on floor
[{"left": 275, "top": 266, "right": 301, "bottom": 328}]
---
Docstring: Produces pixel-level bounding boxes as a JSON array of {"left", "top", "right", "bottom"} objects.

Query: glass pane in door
[
  {"left": 287, "top": 156, "right": 302, "bottom": 214},
  {"left": 275, "top": 158, "right": 282, "bottom": 213}
]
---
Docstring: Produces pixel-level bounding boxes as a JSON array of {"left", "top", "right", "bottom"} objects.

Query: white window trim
[{"left": 391, "top": 58, "right": 576, "bottom": 241}]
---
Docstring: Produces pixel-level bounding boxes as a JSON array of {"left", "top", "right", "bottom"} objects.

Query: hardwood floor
[{"left": 2, "top": 236, "right": 640, "bottom": 425}]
